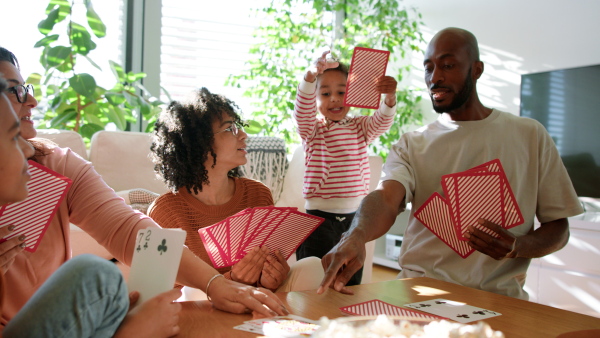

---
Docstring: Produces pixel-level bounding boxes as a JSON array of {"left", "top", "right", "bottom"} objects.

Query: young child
[{"left": 294, "top": 50, "right": 398, "bottom": 285}]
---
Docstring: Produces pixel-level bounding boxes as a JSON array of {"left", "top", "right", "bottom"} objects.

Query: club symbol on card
[
  {"left": 457, "top": 314, "right": 470, "bottom": 318},
  {"left": 136, "top": 245, "right": 141, "bottom": 253},
  {"left": 473, "top": 311, "right": 486, "bottom": 315},
  {"left": 143, "top": 242, "right": 148, "bottom": 250},
  {"left": 157, "top": 239, "right": 168, "bottom": 255},
  {"left": 435, "top": 301, "right": 446, "bottom": 304},
  {"left": 417, "top": 304, "right": 431, "bottom": 308}
]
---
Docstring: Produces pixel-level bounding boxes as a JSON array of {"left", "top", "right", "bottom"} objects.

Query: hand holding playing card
[
  {"left": 260, "top": 249, "right": 290, "bottom": 290},
  {"left": 0, "top": 225, "right": 25, "bottom": 274},
  {"left": 231, "top": 246, "right": 269, "bottom": 285},
  {"left": 116, "top": 288, "right": 182, "bottom": 338},
  {"left": 464, "top": 218, "right": 518, "bottom": 260},
  {"left": 375, "top": 76, "right": 398, "bottom": 107}
]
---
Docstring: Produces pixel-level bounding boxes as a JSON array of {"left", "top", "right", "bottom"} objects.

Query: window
[{"left": 160, "top": 0, "right": 270, "bottom": 113}]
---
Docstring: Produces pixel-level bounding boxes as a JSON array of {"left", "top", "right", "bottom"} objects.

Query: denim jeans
[
  {"left": 296, "top": 209, "right": 363, "bottom": 286},
  {"left": 4, "top": 254, "right": 129, "bottom": 338}
]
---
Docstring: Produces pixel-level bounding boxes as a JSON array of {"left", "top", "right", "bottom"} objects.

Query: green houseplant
[
  {"left": 227, "top": 0, "right": 424, "bottom": 159},
  {"left": 29, "top": 0, "right": 164, "bottom": 142}
]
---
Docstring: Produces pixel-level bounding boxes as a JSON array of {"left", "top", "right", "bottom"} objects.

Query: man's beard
[{"left": 431, "top": 67, "right": 473, "bottom": 114}]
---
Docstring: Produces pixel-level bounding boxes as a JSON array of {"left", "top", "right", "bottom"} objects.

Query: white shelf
[{"left": 373, "top": 255, "right": 400, "bottom": 269}]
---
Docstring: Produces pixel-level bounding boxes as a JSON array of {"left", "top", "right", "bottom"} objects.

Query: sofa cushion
[
  {"left": 89, "top": 131, "right": 169, "bottom": 194},
  {"left": 35, "top": 129, "right": 88, "bottom": 160}
]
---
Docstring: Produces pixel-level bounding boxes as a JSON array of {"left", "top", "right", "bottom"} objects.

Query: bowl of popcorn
[{"left": 310, "top": 315, "right": 505, "bottom": 338}]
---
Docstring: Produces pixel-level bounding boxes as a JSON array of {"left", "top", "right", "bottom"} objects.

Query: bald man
[{"left": 317, "top": 27, "right": 583, "bottom": 300}]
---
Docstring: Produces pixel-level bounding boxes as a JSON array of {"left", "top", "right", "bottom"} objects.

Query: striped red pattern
[
  {"left": 443, "top": 173, "right": 504, "bottom": 240},
  {"left": 0, "top": 160, "right": 72, "bottom": 252},
  {"left": 340, "top": 299, "right": 446, "bottom": 320},
  {"left": 414, "top": 193, "right": 474, "bottom": 258},
  {"left": 198, "top": 207, "right": 323, "bottom": 268},
  {"left": 294, "top": 91, "right": 394, "bottom": 200},
  {"left": 344, "top": 47, "right": 390, "bottom": 109}
]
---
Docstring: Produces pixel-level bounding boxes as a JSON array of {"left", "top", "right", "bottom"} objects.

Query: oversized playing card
[
  {"left": 236, "top": 207, "right": 278, "bottom": 258},
  {"left": 403, "top": 299, "right": 501, "bottom": 324},
  {"left": 471, "top": 159, "right": 524, "bottom": 229},
  {"left": 340, "top": 299, "right": 446, "bottom": 320},
  {"left": 442, "top": 172, "right": 504, "bottom": 240},
  {"left": 127, "top": 228, "right": 186, "bottom": 311},
  {"left": 198, "top": 219, "right": 230, "bottom": 268},
  {"left": 414, "top": 193, "right": 474, "bottom": 258},
  {"left": 0, "top": 161, "right": 72, "bottom": 252},
  {"left": 235, "top": 207, "right": 292, "bottom": 260},
  {"left": 226, "top": 209, "right": 253, "bottom": 262},
  {"left": 261, "top": 210, "right": 324, "bottom": 260},
  {"left": 344, "top": 47, "right": 390, "bottom": 109}
]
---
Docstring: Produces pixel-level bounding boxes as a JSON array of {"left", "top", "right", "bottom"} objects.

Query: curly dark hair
[
  {"left": 317, "top": 62, "right": 349, "bottom": 83},
  {"left": 151, "top": 87, "right": 244, "bottom": 194}
]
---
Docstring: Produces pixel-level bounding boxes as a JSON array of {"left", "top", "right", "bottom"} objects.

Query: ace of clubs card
[
  {"left": 403, "top": 299, "right": 501, "bottom": 324},
  {"left": 127, "top": 228, "right": 186, "bottom": 311}
]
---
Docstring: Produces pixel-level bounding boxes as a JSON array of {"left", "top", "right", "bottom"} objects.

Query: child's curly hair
[
  {"left": 317, "top": 62, "right": 349, "bottom": 82},
  {"left": 151, "top": 87, "right": 244, "bottom": 194}
]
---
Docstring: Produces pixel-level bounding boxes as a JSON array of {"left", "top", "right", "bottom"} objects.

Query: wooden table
[{"left": 177, "top": 277, "right": 600, "bottom": 337}]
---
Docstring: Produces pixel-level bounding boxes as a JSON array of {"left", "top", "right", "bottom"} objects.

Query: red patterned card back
[{"left": 0, "top": 161, "right": 72, "bottom": 252}]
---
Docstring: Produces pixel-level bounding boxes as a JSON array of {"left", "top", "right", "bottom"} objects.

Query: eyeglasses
[
  {"left": 6, "top": 84, "right": 34, "bottom": 103},
  {"left": 215, "top": 122, "right": 245, "bottom": 136}
]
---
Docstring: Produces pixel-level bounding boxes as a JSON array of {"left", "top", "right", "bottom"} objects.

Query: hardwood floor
[{"left": 369, "top": 264, "right": 399, "bottom": 284}]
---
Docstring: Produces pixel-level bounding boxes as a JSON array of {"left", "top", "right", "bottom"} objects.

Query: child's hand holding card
[{"left": 127, "top": 227, "right": 186, "bottom": 310}]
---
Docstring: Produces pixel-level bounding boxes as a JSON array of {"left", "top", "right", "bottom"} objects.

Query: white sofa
[{"left": 35, "top": 129, "right": 381, "bottom": 284}]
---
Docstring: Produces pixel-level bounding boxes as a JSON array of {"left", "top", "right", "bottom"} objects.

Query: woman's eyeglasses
[
  {"left": 215, "top": 122, "right": 245, "bottom": 136},
  {"left": 6, "top": 84, "right": 34, "bottom": 103}
]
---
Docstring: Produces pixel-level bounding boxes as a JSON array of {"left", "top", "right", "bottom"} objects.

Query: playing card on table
[
  {"left": 340, "top": 299, "right": 446, "bottom": 320},
  {"left": 403, "top": 299, "right": 501, "bottom": 324},
  {"left": 234, "top": 315, "right": 319, "bottom": 337},
  {"left": 344, "top": 47, "right": 390, "bottom": 109},
  {"left": 0, "top": 160, "right": 72, "bottom": 252},
  {"left": 414, "top": 192, "right": 474, "bottom": 258},
  {"left": 127, "top": 227, "right": 186, "bottom": 310}
]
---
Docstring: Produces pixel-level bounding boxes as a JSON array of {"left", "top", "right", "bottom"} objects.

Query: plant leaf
[
  {"left": 103, "top": 105, "right": 126, "bottom": 130},
  {"left": 86, "top": 3, "right": 107, "bottom": 38},
  {"left": 80, "top": 123, "right": 105, "bottom": 139},
  {"left": 69, "top": 73, "right": 97, "bottom": 99},
  {"left": 69, "top": 22, "right": 97, "bottom": 55},
  {"left": 34, "top": 34, "right": 60, "bottom": 48},
  {"left": 45, "top": 46, "right": 71, "bottom": 68},
  {"left": 38, "top": 7, "right": 60, "bottom": 35},
  {"left": 50, "top": 109, "right": 77, "bottom": 128},
  {"left": 109, "top": 60, "right": 126, "bottom": 82}
]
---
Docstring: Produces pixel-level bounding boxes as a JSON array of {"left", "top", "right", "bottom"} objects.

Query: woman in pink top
[
  {"left": 0, "top": 47, "right": 288, "bottom": 328},
  {"left": 0, "top": 75, "right": 182, "bottom": 337}
]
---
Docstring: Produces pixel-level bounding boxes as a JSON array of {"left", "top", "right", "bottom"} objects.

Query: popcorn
[{"left": 311, "top": 315, "right": 504, "bottom": 338}]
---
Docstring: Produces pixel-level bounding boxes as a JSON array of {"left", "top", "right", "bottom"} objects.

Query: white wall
[{"left": 401, "top": 0, "right": 600, "bottom": 122}]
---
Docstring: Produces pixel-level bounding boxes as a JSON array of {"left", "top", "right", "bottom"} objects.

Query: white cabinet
[{"left": 525, "top": 218, "right": 600, "bottom": 318}]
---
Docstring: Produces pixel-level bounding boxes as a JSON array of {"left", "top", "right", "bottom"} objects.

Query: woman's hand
[
  {"left": 208, "top": 276, "right": 289, "bottom": 317},
  {"left": 230, "top": 246, "right": 269, "bottom": 285},
  {"left": 0, "top": 225, "right": 26, "bottom": 274},
  {"left": 259, "top": 249, "right": 290, "bottom": 290},
  {"left": 114, "top": 288, "right": 182, "bottom": 338}
]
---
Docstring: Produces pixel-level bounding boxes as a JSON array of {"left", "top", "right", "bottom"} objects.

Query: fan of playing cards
[
  {"left": 0, "top": 161, "right": 72, "bottom": 252},
  {"left": 198, "top": 207, "right": 324, "bottom": 269},
  {"left": 414, "top": 159, "right": 524, "bottom": 258}
]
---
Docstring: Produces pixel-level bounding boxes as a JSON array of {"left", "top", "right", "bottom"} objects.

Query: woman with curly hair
[{"left": 148, "top": 88, "right": 323, "bottom": 295}]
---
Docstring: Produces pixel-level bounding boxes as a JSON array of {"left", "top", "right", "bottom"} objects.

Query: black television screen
[{"left": 520, "top": 64, "right": 600, "bottom": 199}]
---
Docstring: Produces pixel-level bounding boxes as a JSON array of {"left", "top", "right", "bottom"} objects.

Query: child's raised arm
[
  {"left": 376, "top": 76, "right": 398, "bottom": 108},
  {"left": 304, "top": 51, "right": 340, "bottom": 83}
]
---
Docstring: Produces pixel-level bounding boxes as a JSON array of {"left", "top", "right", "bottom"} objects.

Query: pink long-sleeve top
[
  {"left": 1, "top": 145, "right": 154, "bottom": 325},
  {"left": 294, "top": 79, "right": 396, "bottom": 211}
]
